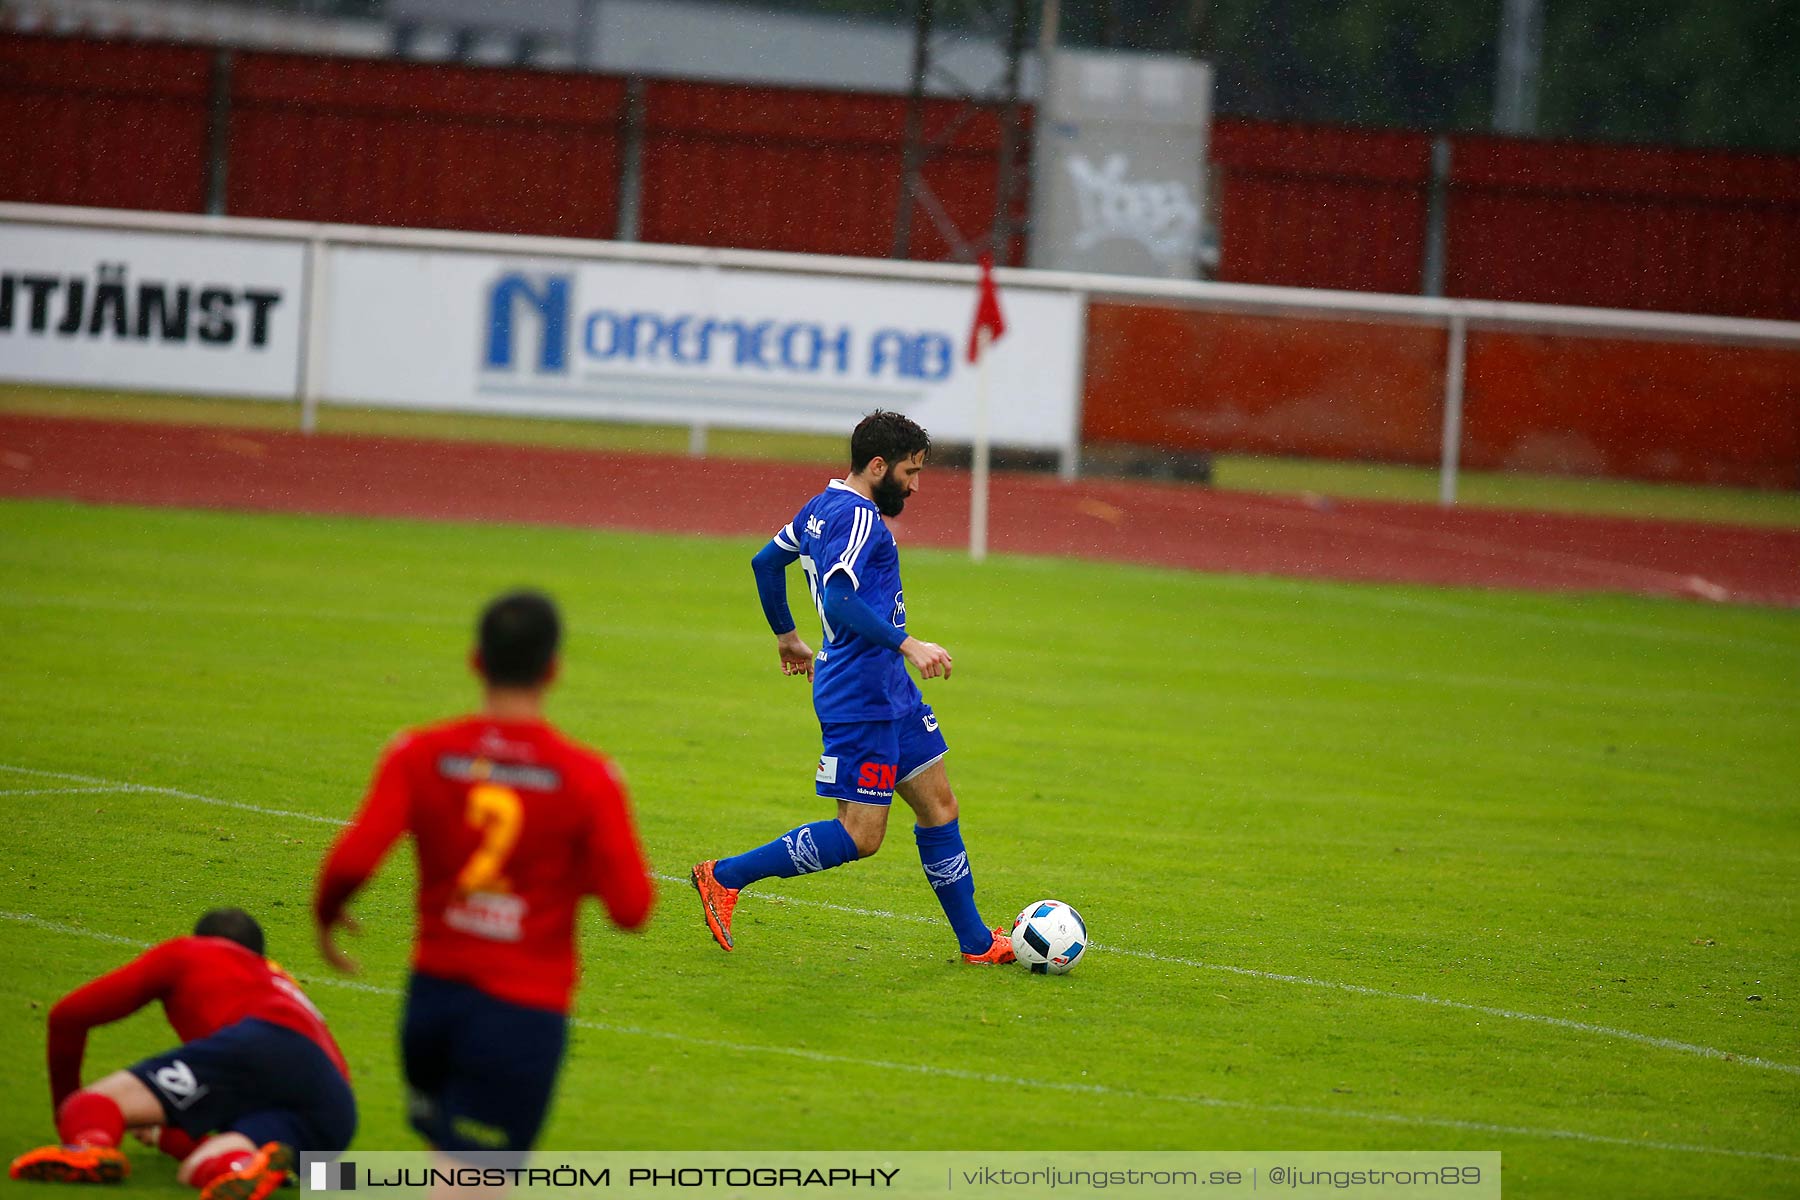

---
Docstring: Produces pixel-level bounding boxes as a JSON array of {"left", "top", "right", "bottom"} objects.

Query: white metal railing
[
  {"left": 5, "top": 201, "right": 1799, "bottom": 504},
  {"left": 0, "top": 0, "right": 390, "bottom": 57}
]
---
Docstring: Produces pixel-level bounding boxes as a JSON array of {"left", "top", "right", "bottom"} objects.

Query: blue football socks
[
  {"left": 714, "top": 818, "right": 859, "bottom": 890},
  {"left": 915, "top": 818, "right": 992, "bottom": 954}
]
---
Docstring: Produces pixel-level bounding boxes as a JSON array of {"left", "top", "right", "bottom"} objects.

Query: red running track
[{"left": 3, "top": 415, "right": 1796, "bottom": 607}]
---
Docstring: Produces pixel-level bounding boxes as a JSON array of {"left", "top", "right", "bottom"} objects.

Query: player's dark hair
[
  {"left": 850, "top": 410, "right": 931, "bottom": 473},
  {"left": 194, "top": 908, "right": 265, "bottom": 956},
  {"left": 478, "top": 589, "right": 561, "bottom": 687}
]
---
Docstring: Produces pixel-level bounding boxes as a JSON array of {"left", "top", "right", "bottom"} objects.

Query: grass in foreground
[
  {"left": 5, "top": 384, "right": 1797, "bottom": 529},
  {"left": 0, "top": 499, "right": 1795, "bottom": 1199}
]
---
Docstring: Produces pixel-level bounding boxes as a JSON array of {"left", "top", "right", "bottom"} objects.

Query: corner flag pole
[
  {"left": 965, "top": 251, "right": 1006, "bottom": 564},
  {"left": 971, "top": 326, "right": 992, "bottom": 563}
]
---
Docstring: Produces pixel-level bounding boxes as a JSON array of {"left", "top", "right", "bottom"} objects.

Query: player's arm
[
  {"left": 46, "top": 941, "right": 181, "bottom": 1108},
  {"left": 312, "top": 738, "right": 414, "bottom": 974},
  {"left": 815, "top": 508, "right": 951, "bottom": 679},
  {"left": 584, "top": 760, "right": 654, "bottom": 931},
  {"left": 820, "top": 573, "right": 952, "bottom": 680},
  {"left": 752, "top": 527, "right": 814, "bottom": 679}
]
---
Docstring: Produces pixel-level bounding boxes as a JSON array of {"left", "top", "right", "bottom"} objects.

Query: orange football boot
[
  {"left": 198, "top": 1142, "right": 294, "bottom": 1200},
  {"left": 9, "top": 1144, "right": 129, "bottom": 1184},
  {"left": 962, "top": 927, "right": 1018, "bottom": 965},
  {"left": 690, "top": 860, "right": 739, "bottom": 951}
]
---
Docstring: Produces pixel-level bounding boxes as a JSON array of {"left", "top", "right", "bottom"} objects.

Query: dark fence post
[
  {"left": 614, "top": 75, "right": 646, "bottom": 241},
  {"left": 1420, "top": 134, "right": 1451, "bottom": 297},
  {"left": 204, "top": 48, "right": 233, "bottom": 216},
  {"left": 991, "top": 0, "right": 1028, "bottom": 262},
  {"left": 891, "top": 0, "right": 932, "bottom": 258}
]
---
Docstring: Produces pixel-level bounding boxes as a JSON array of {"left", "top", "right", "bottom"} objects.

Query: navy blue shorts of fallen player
[
  {"left": 128, "top": 1017, "right": 356, "bottom": 1154},
  {"left": 815, "top": 698, "right": 949, "bottom": 805},
  {"left": 402, "top": 971, "right": 567, "bottom": 1163}
]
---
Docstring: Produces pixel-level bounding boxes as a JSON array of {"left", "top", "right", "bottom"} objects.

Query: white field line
[
  {"left": 0, "top": 765, "right": 349, "bottom": 826},
  {"left": 1107, "top": 481, "right": 1758, "bottom": 603},
  {"left": 998, "top": 558, "right": 1800, "bottom": 657},
  {"left": 5, "top": 591, "right": 1791, "bottom": 710},
  {"left": 1138, "top": 563, "right": 1796, "bottom": 656},
  {"left": 663, "top": 878, "right": 1800, "bottom": 1076},
  {"left": 8, "top": 501, "right": 1796, "bottom": 651},
  {"left": 1331, "top": 588, "right": 1800, "bottom": 658},
  {"left": 1193, "top": 487, "right": 1767, "bottom": 603},
  {"left": 5, "top": 761, "right": 1797, "bottom": 1081},
  {"left": 1, "top": 912, "right": 148, "bottom": 947},
  {"left": 1210, "top": 662, "right": 1798, "bottom": 710},
  {"left": 0, "top": 593, "right": 744, "bottom": 646},
  {"left": 0, "top": 593, "right": 467, "bottom": 629},
  {"left": 1025, "top": 653, "right": 1796, "bottom": 713},
  {"left": 1309, "top": 509, "right": 1727, "bottom": 596},
  {"left": 1, "top": 909, "right": 1794, "bottom": 1166},
  {"left": 0, "top": 786, "right": 143, "bottom": 797}
]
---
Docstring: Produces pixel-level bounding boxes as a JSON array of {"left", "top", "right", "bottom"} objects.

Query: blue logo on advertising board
[
  {"left": 485, "top": 274, "right": 569, "bottom": 372},
  {"left": 482, "top": 271, "right": 955, "bottom": 384}
]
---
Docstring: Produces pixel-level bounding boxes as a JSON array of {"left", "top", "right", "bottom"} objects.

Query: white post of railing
[
  {"left": 688, "top": 423, "right": 708, "bottom": 456},
  {"left": 970, "top": 326, "right": 992, "bottom": 562},
  {"left": 298, "top": 234, "right": 330, "bottom": 434},
  {"left": 1439, "top": 308, "right": 1467, "bottom": 507},
  {"left": 1060, "top": 290, "right": 1087, "bottom": 482}
]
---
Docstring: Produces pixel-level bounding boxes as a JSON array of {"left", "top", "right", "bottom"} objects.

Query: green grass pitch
[{"left": 0, "top": 498, "right": 1795, "bottom": 1198}]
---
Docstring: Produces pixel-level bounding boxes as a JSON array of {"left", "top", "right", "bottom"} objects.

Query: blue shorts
[
  {"left": 401, "top": 972, "right": 567, "bottom": 1164},
  {"left": 815, "top": 698, "right": 949, "bottom": 806},
  {"left": 127, "top": 1018, "right": 355, "bottom": 1154}
]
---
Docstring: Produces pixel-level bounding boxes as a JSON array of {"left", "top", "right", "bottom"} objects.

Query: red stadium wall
[
  {"left": 0, "top": 36, "right": 213, "bottom": 214},
  {"left": 1445, "top": 136, "right": 1800, "bottom": 322},
  {"left": 1209, "top": 117, "right": 1800, "bottom": 322},
  {"left": 1460, "top": 332, "right": 1800, "bottom": 488},
  {"left": 228, "top": 54, "right": 625, "bottom": 238},
  {"left": 1080, "top": 304, "right": 1800, "bottom": 488},
  {"left": 4, "top": 33, "right": 1795, "bottom": 312},
  {"left": 1209, "top": 120, "right": 1434, "bottom": 296},
  {"left": 1081, "top": 302, "right": 1447, "bottom": 464},
  {"left": 1087, "top": 117, "right": 1799, "bottom": 487},
  {"left": 638, "top": 80, "right": 1019, "bottom": 262},
  {"left": 0, "top": 34, "right": 1015, "bottom": 261}
]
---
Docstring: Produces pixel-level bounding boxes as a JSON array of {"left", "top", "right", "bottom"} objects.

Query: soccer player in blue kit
[{"left": 691, "top": 410, "right": 1016, "bottom": 964}]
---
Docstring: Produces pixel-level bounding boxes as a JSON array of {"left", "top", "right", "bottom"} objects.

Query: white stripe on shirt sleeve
[
  {"left": 773, "top": 522, "right": 799, "bottom": 551},
  {"left": 822, "top": 507, "right": 872, "bottom": 589}
]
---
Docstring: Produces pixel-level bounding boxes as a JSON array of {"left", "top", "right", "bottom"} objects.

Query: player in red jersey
[
  {"left": 10, "top": 907, "right": 354, "bottom": 1200},
  {"left": 314, "top": 589, "right": 653, "bottom": 1163}
]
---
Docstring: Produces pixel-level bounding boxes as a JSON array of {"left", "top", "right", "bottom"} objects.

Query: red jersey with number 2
[{"left": 314, "top": 716, "right": 653, "bottom": 1014}]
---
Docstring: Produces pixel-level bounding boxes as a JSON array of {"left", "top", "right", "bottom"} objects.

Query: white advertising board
[
  {"left": 319, "top": 246, "right": 1084, "bottom": 451},
  {"left": 0, "top": 224, "right": 305, "bottom": 399}
]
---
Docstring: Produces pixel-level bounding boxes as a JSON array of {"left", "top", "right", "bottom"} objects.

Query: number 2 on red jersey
[{"left": 455, "top": 783, "right": 523, "bottom": 895}]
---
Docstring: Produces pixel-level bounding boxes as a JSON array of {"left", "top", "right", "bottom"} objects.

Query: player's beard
[{"left": 872, "top": 466, "right": 910, "bottom": 517}]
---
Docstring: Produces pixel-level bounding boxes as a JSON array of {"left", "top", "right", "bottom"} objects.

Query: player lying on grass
[
  {"left": 692, "top": 410, "right": 1015, "bottom": 964},
  {"left": 10, "top": 907, "right": 353, "bottom": 1200},
  {"left": 315, "top": 589, "right": 654, "bottom": 1167}
]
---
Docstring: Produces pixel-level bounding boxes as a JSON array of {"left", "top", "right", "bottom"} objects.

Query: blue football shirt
[{"left": 773, "top": 479, "right": 919, "bottom": 723}]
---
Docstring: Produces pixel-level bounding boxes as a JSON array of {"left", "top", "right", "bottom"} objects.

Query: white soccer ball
[{"left": 1010, "top": 899, "right": 1088, "bottom": 974}]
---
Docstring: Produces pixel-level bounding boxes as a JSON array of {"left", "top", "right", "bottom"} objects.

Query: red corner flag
[{"left": 966, "top": 251, "right": 1007, "bottom": 364}]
